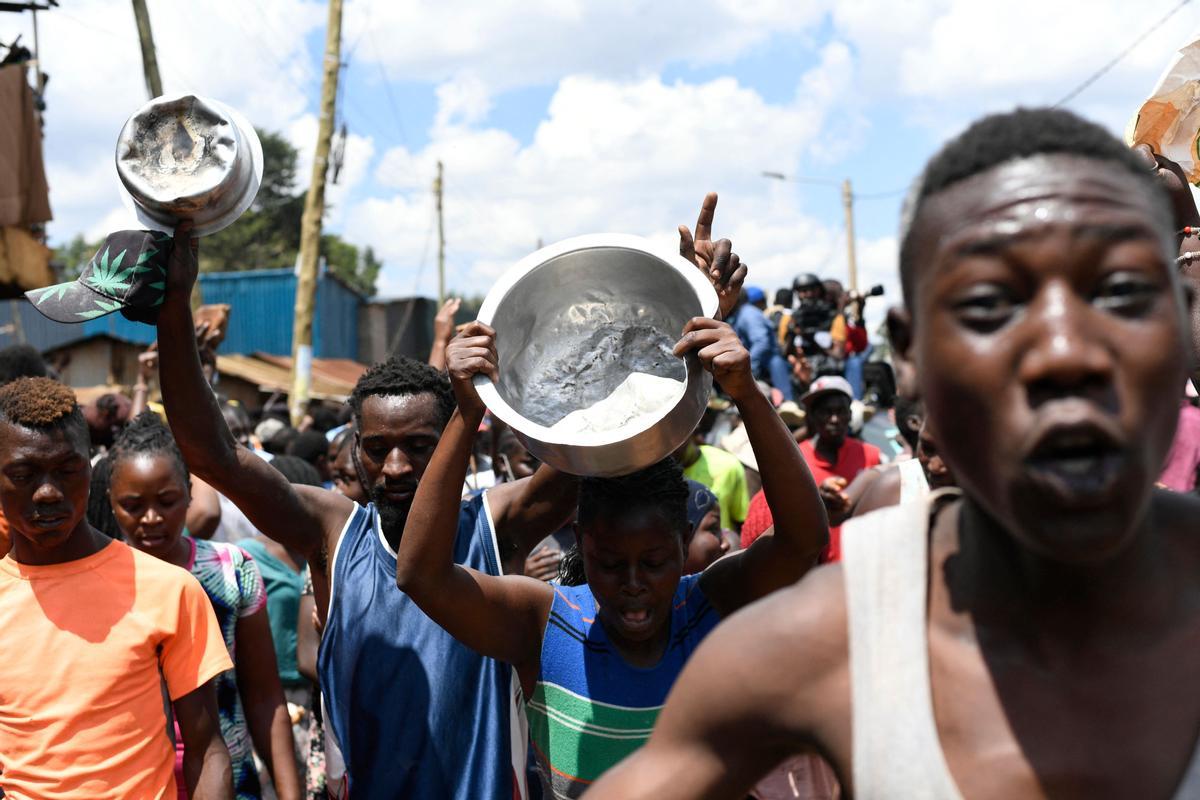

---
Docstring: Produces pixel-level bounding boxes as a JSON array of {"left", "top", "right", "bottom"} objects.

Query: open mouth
[
  {"left": 618, "top": 607, "right": 653, "bottom": 632},
  {"left": 1024, "top": 422, "right": 1126, "bottom": 504}
]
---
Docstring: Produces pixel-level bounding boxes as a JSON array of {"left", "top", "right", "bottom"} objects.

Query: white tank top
[
  {"left": 840, "top": 492, "right": 1200, "bottom": 799},
  {"left": 896, "top": 458, "right": 929, "bottom": 505}
]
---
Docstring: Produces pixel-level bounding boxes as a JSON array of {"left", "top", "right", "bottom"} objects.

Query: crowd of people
[
  {"left": 1, "top": 104, "right": 1199, "bottom": 800},
  {"left": 729, "top": 263, "right": 884, "bottom": 407}
]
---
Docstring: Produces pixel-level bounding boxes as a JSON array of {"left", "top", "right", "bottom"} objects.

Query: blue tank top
[
  {"left": 319, "top": 495, "right": 528, "bottom": 799},
  {"left": 527, "top": 574, "right": 719, "bottom": 798}
]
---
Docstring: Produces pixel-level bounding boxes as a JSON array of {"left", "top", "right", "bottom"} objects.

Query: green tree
[
  {"left": 197, "top": 129, "right": 380, "bottom": 296},
  {"left": 53, "top": 234, "right": 101, "bottom": 280},
  {"left": 322, "top": 237, "right": 381, "bottom": 296}
]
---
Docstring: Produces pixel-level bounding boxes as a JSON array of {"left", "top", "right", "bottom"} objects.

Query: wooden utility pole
[
  {"left": 130, "top": 0, "right": 163, "bottom": 99},
  {"left": 289, "top": 0, "right": 342, "bottom": 426},
  {"left": 435, "top": 160, "right": 445, "bottom": 306},
  {"left": 841, "top": 178, "right": 858, "bottom": 292}
]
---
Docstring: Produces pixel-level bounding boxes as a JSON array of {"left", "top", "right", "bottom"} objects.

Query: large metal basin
[{"left": 474, "top": 234, "right": 718, "bottom": 477}]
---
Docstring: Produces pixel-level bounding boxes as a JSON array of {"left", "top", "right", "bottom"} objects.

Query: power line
[
  {"left": 1054, "top": 0, "right": 1193, "bottom": 107},
  {"left": 366, "top": 24, "right": 414, "bottom": 149},
  {"left": 854, "top": 187, "right": 907, "bottom": 201},
  {"left": 761, "top": 171, "right": 905, "bottom": 201}
]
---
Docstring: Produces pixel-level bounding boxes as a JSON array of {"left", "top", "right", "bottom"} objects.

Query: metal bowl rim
[
  {"left": 114, "top": 93, "right": 264, "bottom": 237},
  {"left": 473, "top": 232, "right": 718, "bottom": 447}
]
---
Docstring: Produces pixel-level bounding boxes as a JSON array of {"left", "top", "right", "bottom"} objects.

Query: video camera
[{"left": 844, "top": 283, "right": 884, "bottom": 325}]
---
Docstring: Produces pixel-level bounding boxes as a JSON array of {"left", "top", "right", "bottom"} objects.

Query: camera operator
[
  {"left": 787, "top": 273, "right": 841, "bottom": 379},
  {"left": 835, "top": 282, "right": 885, "bottom": 398},
  {"left": 730, "top": 287, "right": 795, "bottom": 402}
]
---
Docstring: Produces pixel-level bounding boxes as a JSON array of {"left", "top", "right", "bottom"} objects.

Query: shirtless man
[{"left": 586, "top": 107, "right": 1200, "bottom": 799}]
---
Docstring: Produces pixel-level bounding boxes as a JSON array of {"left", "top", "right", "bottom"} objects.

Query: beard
[{"left": 370, "top": 484, "right": 412, "bottom": 545}]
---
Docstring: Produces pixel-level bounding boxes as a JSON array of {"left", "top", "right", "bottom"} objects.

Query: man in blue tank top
[{"left": 154, "top": 224, "right": 579, "bottom": 799}]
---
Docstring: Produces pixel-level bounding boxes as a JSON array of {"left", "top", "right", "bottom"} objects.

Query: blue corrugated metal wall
[
  {"left": 0, "top": 297, "right": 158, "bottom": 352},
  {"left": 198, "top": 269, "right": 298, "bottom": 356},
  {"left": 0, "top": 269, "right": 363, "bottom": 359}
]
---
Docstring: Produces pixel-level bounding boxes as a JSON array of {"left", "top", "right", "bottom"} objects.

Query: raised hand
[
  {"left": 164, "top": 221, "right": 199, "bottom": 304},
  {"left": 678, "top": 192, "right": 747, "bottom": 320},
  {"left": 818, "top": 476, "right": 850, "bottom": 518},
  {"left": 524, "top": 547, "right": 563, "bottom": 582},
  {"left": 445, "top": 321, "right": 498, "bottom": 421},
  {"left": 434, "top": 298, "right": 463, "bottom": 345},
  {"left": 1131, "top": 143, "right": 1200, "bottom": 232},
  {"left": 137, "top": 341, "right": 159, "bottom": 382},
  {"left": 674, "top": 317, "right": 755, "bottom": 401}
]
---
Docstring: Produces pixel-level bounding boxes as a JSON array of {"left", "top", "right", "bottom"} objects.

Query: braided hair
[
  {"left": 558, "top": 458, "right": 690, "bottom": 586},
  {"left": 87, "top": 455, "right": 123, "bottom": 540},
  {"left": 110, "top": 411, "right": 190, "bottom": 487}
]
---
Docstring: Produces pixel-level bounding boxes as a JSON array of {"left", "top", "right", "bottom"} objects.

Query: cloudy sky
[{"left": 6, "top": 0, "right": 1200, "bottom": 324}]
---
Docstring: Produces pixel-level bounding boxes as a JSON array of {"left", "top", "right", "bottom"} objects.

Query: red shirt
[{"left": 741, "top": 436, "right": 881, "bottom": 562}]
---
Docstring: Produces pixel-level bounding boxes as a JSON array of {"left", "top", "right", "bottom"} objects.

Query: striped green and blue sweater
[{"left": 528, "top": 575, "right": 719, "bottom": 798}]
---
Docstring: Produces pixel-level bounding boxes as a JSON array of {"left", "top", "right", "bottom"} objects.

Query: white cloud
[
  {"left": 352, "top": 44, "right": 876, "bottom": 308},
  {"left": 286, "top": 114, "right": 377, "bottom": 228},
  {"left": 15, "top": 0, "right": 1200, "bottom": 327},
  {"left": 831, "top": 0, "right": 1200, "bottom": 133},
  {"left": 344, "top": 0, "right": 830, "bottom": 93},
  {"left": 14, "top": 0, "right": 325, "bottom": 245}
]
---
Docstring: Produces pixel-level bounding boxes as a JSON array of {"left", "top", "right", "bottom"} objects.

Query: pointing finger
[{"left": 694, "top": 192, "right": 717, "bottom": 243}]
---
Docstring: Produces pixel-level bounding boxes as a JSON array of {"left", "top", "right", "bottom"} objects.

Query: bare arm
[
  {"left": 486, "top": 462, "right": 579, "bottom": 560},
  {"left": 396, "top": 321, "right": 553, "bottom": 685},
  {"left": 296, "top": 591, "right": 319, "bottom": 684},
  {"left": 156, "top": 224, "right": 351, "bottom": 564},
  {"left": 851, "top": 466, "right": 902, "bottom": 519},
  {"left": 688, "top": 319, "right": 828, "bottom": 616},
  {"left": 428, "top": 297, "right": 462, "bottom": 372},
  {"left": 175, "top": 680, "right": 233, "bottom": 800},
  {"left": 585, "top": 569, "right": 850, "bottom": 799},
  {"left": 235, "top": 609, "right": 300, "bottom": 800},
  {"left": 187, "top": 476, "right": 222, "bottom": 540}
]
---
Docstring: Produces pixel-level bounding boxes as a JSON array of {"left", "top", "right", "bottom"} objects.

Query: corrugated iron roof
[
  {"left": 254, "top": 353, "right": 369, "bottom": 387},
  {"left": 216, "top": 352, "right": 366, "bottom": 401}
]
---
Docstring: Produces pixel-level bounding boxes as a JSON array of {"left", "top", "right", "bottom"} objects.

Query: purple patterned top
[{"left": 185, "top": 537, "right": 267, "bottom": 799}]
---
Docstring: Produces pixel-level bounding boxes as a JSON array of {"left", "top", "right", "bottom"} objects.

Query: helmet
[{"left": 792, "top": 272, "right": 822, "bottom": 292}]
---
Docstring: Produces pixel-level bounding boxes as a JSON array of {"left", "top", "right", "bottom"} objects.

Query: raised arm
[
  {"left": 685, "top": 318, "right": 828, "bottom": 615},
  {"left": 395, "top": 321, "right": 553, "bottom": 686},
  {"left": 486, "top": 461, "right": 579, "bottom": 561},
  {"left": 156, "top": 224, "right": 351, "bottom": 566},
  {"left": 427, "top": 297, "right": 461, "bottom": 372}
]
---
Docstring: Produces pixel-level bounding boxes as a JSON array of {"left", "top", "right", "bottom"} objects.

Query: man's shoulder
[
  {"left": 698, "top": 564, "right": 850, "bottom": 723},
  {"left": 123, "top": 541, "right": 207, "bottom": 596}
]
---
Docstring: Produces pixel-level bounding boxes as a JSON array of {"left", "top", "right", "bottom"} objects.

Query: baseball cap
[
  {"left": 26, "top": 230, "right": 172, "bottom": 324},
  {"left": 685, "top": 479, "right": 718, "bottom": 533},
  {"left": 776, "top": 400, "right": 806, "bottom": 428},
  {"left": 745, "top": 286, "right": 765, "bottom": 304},
  {"left": 800, "top": 375, "right": 854, "bottom": 407}
]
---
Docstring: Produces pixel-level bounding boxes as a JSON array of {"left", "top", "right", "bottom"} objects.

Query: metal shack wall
[{"left": 197, "top": 269, "right": 363, "bottom": 359}]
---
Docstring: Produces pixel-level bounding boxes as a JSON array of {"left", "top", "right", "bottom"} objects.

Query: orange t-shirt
[{"left": 0, "top": 539, "right": 232, "bottom": 799}]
